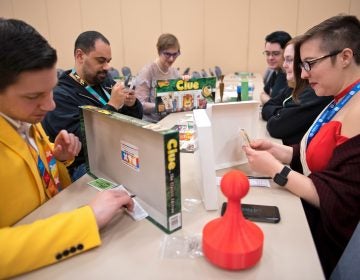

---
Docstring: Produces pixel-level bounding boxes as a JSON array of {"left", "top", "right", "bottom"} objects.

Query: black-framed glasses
[
  {"left": 162, "top": 51, "right": 181, "bottom": 59},
  {"left": 300, "top": 50, "right": 342, "bottom": 72},
  {"left": 263, "top": 51, "right": 282, "bottom": 57}
]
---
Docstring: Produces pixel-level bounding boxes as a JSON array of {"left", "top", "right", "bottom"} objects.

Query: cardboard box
[
  {"left": 155, "top": 77, "right": 216, "bottom": 117},
  {"left": 80, "top": 106, "right": 182, "bottom": 233},
  {"left": 206, "top": 101, "right": 260, "bottom": 170}
]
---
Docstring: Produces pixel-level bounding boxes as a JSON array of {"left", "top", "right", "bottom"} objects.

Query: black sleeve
[
  {"left": 266, "top": 87, "right": 332, "bottom": 143},
  {"left": 270, "top": 71, "right": 288, "bottom": 98},
  {"left": 119, "top": 99, "right": 143, "bottom": 119},
  {"left": 42, "top": 87, "right": 83, "bottom": 142},
  {"left": 102, "top": 78, "right": 143, "bottom": 120},
  {"left": 261, "top": 87, "right": 292, "bottom": 121}
]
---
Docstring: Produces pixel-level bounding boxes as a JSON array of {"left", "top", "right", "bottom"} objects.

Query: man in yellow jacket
[{"left": 0, "top": 18, "right": 134, "bottom": 279}]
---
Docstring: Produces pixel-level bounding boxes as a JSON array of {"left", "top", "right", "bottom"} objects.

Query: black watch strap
[{"left": 273, "top": 166, "right": 291, "bottom": 186}]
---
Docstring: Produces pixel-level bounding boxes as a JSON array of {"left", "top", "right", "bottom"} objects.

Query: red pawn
[{"left": 202, "top": 170, "right": 264, "bottom": 270}]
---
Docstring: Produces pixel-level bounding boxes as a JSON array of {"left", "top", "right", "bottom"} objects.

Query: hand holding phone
[
  {"left": 124, "top": 75, "right": 136, "bottom": 90},
  {"left": 239, "top": 129, "right": 251, "bottom": 146}
]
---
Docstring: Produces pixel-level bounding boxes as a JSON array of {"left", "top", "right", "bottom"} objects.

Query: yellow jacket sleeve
[{"left": 0, "top": 206, "right": 101, "bottom": 279}]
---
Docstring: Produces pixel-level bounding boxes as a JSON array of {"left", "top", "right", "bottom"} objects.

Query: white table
[
  {"left": 15, "top": 120, "right": 324, "bottom": 280},
  {"left": 14, "top": 74, "right": 324, "bottom": 279}
]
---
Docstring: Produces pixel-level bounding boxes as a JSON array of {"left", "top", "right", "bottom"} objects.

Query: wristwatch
[{"left": 273, "top": 166, "right": 291, "bottom": 186}]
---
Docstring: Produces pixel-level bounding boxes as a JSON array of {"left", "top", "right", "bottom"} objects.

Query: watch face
[{"left": 274, "top": 173, "right": 287, "bottom": 186}]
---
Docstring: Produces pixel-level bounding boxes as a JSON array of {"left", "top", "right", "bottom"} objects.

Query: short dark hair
[
  {"left": 74, "top": 31, "right": 110, "bottom": 55},
  {"left": 0, "top": 18, "right": 57, "bottom": 92},
  {"left": 293, "top": 14, "right": 360, "bottom": 98},
  {"left": 265, "top": 31, "right": 292, "bottom": 49},
  {"left": 156, "top": 33, "right": 180, "bottom": 54}
]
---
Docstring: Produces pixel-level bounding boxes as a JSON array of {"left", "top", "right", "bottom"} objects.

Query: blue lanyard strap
[
  {"left": 306, "top": 82, "right": 360, "bottom": 147},
  {"left": 71, "top": 69, "right": 110, "bottom": 106}
]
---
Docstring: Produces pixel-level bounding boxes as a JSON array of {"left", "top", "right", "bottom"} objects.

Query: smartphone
[
  {"left": 124, "top": 75, "right": 136, "bottom": 90},
  {"left": 221, "top": 202, "right": 281, "bottom": 223}
]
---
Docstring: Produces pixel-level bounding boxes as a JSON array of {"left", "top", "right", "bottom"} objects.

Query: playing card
[
  {"left": 87, "top": 177, "right": 117, "bottom": 191},
  {"left": 239, "top": 128, "right": 251, "bottom": 146}
]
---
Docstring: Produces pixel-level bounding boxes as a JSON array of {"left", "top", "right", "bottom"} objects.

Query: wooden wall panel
[
  {"left": 12, "top": 0, "right": 49, "bottom": 38},
  {"left": 350, "top": 0, "right": 360, "bottom": 18},
  {"left": 204, "top": 0, "right": 250, "bottom": 75},
  {"left": 248, "top": 0, "right": 298, "bottom": 74},
  {"left": 81, "top": 0, "right": 124, "bottom": 71},
  {"left": 297, "top": 0, "right": 350, "bottom": 34},
  {"left": 0, "top": 0, "right": 14, "bottom": 18},
  {"left": 0, "top": 0, "right": 358, "bottom": 75},
  {"left": 162, "top": 0, "right": 204, "bottom": 74},
  {"left": 46, "top": 0, "right": 82, "bottom": 70},
  {"left": 121, "top": 0, "right": 161, "bottom": 75}
]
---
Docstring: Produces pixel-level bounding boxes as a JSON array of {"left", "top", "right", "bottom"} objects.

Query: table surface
[{"left": 14, "top": 74, "right": 324, "bottom": 280}]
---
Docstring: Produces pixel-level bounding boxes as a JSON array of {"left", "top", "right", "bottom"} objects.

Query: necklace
[{"left": 156, "top": 61, "right": 169, "bottom": 75}]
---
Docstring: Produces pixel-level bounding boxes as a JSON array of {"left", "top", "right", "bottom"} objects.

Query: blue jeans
[{"left": 70, "top": 163, "right": 88, "bottom": 182}]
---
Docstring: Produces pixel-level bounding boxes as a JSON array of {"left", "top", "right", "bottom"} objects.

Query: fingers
[
  {"left": 57, "top": 129, "right": 70, "bottom": 145},
  {"left": 111, "top": 81, "right": 125, "bottom": 92},
  {"left": 89, "top": 190, "right": 135, "bottom": 229},
  {"left": 109, "top": 189, "right": 135, "bottom": 210},
  {"left": 54, "top": 130, "right": 81, "bottom": 158},
  {"left": 242, "top": 145, "right": 254, "bottom": 156},
  {"left": 123, "top": 89, "right": 136, "bottom": 107}
]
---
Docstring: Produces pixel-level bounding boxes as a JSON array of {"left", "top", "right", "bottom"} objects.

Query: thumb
[
  {"left": 242, "top": 145, "right": 254, "bottom": 155},
  {"left": 53, "top": 143, "right": 63, "bottom": 155}
]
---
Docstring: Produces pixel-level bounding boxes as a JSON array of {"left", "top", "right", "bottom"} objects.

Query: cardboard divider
[
  {"left": 80, "top": 106, "right": 182, "bottom": 233},
  {"left": 192, "top": 101, "right": 260, "bottom": 210}
]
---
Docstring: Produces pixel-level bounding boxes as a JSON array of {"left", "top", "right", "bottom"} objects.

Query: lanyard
[
  {"left": 71, "top": 69, "right": 110, "bottom": 105},
  {"left": 27, "top": 125, "right": 62, "bottom": 197},
  {"left": 306, "top": 82, "right": 360, "bottom": 147}
]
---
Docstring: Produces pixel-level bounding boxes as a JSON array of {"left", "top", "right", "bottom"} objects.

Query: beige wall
[{"left": 1, "top": 0, "right": 359, "bottom": 75}]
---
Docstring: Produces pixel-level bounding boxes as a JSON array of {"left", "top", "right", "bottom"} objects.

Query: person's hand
[
  {"left": 249, "top": 139, "right": 293, "bottom": 164},
  {"left": 53, "top": 130, "right": 81, "bottom": 162},
  {"left": 249, "top": 139, "right": 274, "bottom": 151},
  {"left": 123, "top": 89, "right": 137, "bottom": 107},
  {"left": 108, "top": 82, "right": 126, "bottom": 110},
  {"left": 243, "top": 145, "right": 283, "bottom": 177},
  {"left": 89, "top": 189, "right": 134, "bottom": 229},
  {"left": 247, "top": 139, "right": 293, "bottom": 164}
]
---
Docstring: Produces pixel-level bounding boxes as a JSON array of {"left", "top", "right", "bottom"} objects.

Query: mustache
[{"left": 97, "top": 70, "right": 108, "bottom": 75}]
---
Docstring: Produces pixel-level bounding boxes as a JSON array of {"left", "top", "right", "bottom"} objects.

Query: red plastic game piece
[{"left": 202, "top": 170, "right": 264, "bottom": 270}]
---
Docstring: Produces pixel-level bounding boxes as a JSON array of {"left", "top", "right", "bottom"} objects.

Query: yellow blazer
[{"left": 0, "top": 117, "right": 101, "bottom": 279}]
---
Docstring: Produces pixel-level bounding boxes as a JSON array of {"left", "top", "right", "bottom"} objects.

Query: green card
[{"left": 88, "top": 178, "right": 117, "bottom": 191}]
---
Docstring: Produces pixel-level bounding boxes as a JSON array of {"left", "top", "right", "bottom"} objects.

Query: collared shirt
[{"left": 0, "top": 112, "right": 38, "bottom": 152}]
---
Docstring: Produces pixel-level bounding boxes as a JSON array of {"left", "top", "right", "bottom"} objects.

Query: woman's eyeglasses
[
  {"left": 284, "top": 57, "right": 294, "bottom": 64},
  {"left": 300, "top": 50, "right": 342, "bottom": 72},
  {"left": 162, "top": 51, "right": 181, "bottom": 59}
]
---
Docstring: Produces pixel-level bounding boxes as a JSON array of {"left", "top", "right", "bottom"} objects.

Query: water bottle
[{"left": 241, "top": 74, "right": 249, "bottom": 101}]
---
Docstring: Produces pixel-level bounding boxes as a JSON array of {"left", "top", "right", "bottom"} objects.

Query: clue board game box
[
  {"left": 205, "top": 101, "right": 260, "bottom": 170},
  {"left": 155, "top": 77, "right": 216, "bottom": 117},
  {"left": 80, "top": 106, "right": 181, "bottom": 233}
]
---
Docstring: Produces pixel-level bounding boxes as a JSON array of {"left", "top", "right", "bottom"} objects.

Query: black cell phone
[
  {"left": 124, "top": 75, "right": 135, "bottom": 90},
  {"left": 221, "top": 202, "right": 281, "bottom": 224}
]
